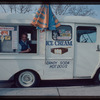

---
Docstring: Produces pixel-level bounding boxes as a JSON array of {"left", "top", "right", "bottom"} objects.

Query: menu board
[
  {"left": 0, "top": 27, "right": 14, "bottom": 42},
  {"left": 12, "top": 31, "right": 18, "bottom": 49}
]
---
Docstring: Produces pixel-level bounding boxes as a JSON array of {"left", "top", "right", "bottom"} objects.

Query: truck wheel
[
  {"left": 15, "top": 70, "right": 40, "bottom": 88},
  {"left": 94, "top": 70, "right": 100, "bottom": 85}
]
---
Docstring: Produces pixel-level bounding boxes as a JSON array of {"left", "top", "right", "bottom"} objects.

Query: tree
[
  {"left": 52, "top": 5, "right": 96, "bottom": 17},
  {"left": 0, "top": 5, "right": 7, "bottom": 13},
  {"left": 0, "top": 4, "right": 33, "bottom": 14},
  {"left": 51, "top": 5, "right": 71, "bottom": 15},
  {"left": 17, "top": 5, "right": 32, "bottom": 14},
  {"left": 0, "top": 4, "right": 96, "bottom": 17},
  {"left": 68, "top": 5, "right": 96, "bottom": 16}
]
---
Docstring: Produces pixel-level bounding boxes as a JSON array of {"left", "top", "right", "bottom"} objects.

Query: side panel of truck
[
  {"left": 43, "top": 23, "right": 75, "bottom": 79},
  {"left": 0, "top": 55, "right": 45, "bottom": 80},
  {"left": 74, "top": 24, "right": 100, "bottom": 78}
]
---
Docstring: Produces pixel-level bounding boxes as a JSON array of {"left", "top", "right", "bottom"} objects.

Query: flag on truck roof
[{"left": 31, "top": 4, "right": 60, "bottom": 31}]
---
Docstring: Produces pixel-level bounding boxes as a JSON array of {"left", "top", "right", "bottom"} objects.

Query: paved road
[
  {"left": 0, "top": 85, "right": 100, "bottom": 96},
  {"left": 0, "top": 79, "right": 100, "bottom": 96}
]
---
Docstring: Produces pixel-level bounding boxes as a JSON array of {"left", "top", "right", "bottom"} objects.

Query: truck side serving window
[
  {"left": 19, "top": 26, "right": 37, "bottom": 53},
  {"left": 77, "top": 26, "right": 96, "bottom": 43},
  {"left": 52, "top": 25, "right": 72, "bottom": 41},
  {"left": 0, "top": 25, "right": 18, "bottom": 53}
]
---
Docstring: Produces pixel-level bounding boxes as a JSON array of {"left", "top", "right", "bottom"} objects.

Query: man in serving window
[{"left": 19, "top": 33, "right": 31, "bottom": 53}]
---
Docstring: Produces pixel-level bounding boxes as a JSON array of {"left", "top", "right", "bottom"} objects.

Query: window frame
[
  {"left": 52, "top": 25, "right": 72, "bottom": 41},
  {"left": 0, "top": 24, "right": 38, "bottom": 55},
  {"left": 18, "top": 25, "right": 38, "bottom": 54},
  {"left": 76, "top": 26, "right": 97, "bottom": 43}
]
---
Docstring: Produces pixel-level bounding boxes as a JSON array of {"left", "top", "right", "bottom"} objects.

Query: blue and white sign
[{"left": 46, "top": 41, "right": 72, "bottom": 46}]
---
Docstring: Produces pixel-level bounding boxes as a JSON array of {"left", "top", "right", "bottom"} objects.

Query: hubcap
[{"left": 19, "top": 71, "right": 35, "bottom": 87}]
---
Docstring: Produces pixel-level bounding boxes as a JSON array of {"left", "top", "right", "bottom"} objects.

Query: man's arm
[
  {"left": 19, "top": 49, "right": 31, "bottom": 53},
  {"left": 28, "top": 44, "right": 31, "bottom": 51}
]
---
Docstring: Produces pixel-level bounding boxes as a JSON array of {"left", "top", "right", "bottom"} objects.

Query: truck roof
[{"left": 0, "top": 13, "right": 100, "bottom": 25}]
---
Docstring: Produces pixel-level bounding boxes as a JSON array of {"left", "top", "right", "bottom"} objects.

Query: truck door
[
  {"left": 44, "top": 24, "right": 74, "bottom": 79},
  {"left": 74, "top": 24, "right": 99, "bottom": 78}
]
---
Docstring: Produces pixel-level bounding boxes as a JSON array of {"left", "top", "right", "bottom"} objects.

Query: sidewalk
[{"left": 0, "top": 86, "right": 100, "bottom": 96}]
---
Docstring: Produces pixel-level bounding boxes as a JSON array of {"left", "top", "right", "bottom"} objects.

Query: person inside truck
[{"left": 19, "top": 33, "right": 31, "bottom": 53}]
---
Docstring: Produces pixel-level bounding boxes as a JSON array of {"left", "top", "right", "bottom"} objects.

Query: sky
[
  {"left": 84, "top": 5, "right": 100, "bottom": 20},
  {"left": 38, "top": 5, "right": 100, "bottom": 20},
  {"left": 32, "top": 5, "right": 100, "bottom": 20},
  {"left": 30, "top": 5, "right": 100, "bottom": 20},
  {"left": 0, "top": 4, "right": 100, "bottom": 20}
]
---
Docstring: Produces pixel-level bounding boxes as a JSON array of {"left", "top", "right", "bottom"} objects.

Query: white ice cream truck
[{"left": 0, "top": 13, "right": 100, "bottom": 88}]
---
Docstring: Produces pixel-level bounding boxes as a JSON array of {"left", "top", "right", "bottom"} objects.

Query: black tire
[
  {"left": 93, "top": 69, "right": 100, "bottom": 85},
  {"left": 15, "top": 70, "right": 40, "bottom": 88}
]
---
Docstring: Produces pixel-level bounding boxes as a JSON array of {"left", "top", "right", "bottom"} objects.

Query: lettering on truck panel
[
  {"left": 46, "top": 41, "right": 72, "bottom": 46},
  {"left": 46, "top": 60, "right": 70, "bottom": 68}
]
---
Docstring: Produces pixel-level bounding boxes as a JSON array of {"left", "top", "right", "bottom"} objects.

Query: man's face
[{"left": 21, "top": 34, "right": 27, "bottom": 42}]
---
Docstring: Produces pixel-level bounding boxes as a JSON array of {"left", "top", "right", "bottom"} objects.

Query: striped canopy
[{"left": 31, "top": 4, "right": 60, "bottom": 30}]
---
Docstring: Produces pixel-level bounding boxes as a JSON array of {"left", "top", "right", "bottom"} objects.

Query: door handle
[{"left": 96, "top": 45, "right": 100, "bottom": 51}]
